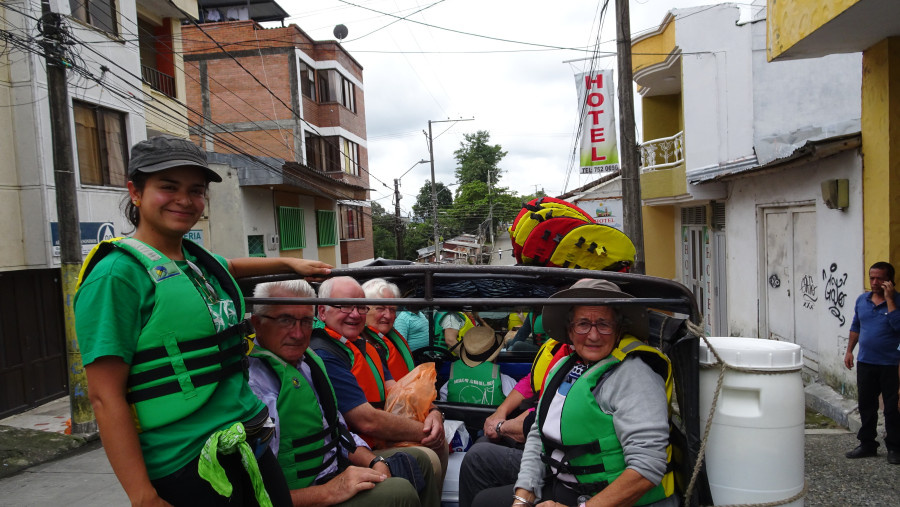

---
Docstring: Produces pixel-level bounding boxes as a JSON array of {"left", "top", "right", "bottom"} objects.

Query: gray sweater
[{"left": 514, "top": 355, "right": 677, "bottom": 506}]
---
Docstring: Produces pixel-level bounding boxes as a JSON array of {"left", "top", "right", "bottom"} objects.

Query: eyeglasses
[
  {"left": 259, "top": 314, "right": 315, "bottom": 330},
  {"left": 371, "top": 306, "right": 397, "bottom": 315},
  {"left": 332, "top": 305, "right": 371, "bottom": 315},
  {"left": 570, "top": 319, "right": 615, "bottom": 335}
]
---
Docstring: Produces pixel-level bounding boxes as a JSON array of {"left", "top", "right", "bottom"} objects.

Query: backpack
[{"left": 510, "top": 202, "right": 594, "bottom": 263}]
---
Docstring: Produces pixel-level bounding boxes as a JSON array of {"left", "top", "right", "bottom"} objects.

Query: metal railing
[
  {"left": 141, "top": 65, "right": 175, "bottom": 98},
  {"left": 640, "top": 130, "right": 684, "bottom": 172}
]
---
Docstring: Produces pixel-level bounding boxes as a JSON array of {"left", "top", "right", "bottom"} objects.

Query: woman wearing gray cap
[
  {"left": 471, "top": 279, "right": 676, "bottom": 507},
  {"left": 74, "top": 135, "right": 331, "bottom": 506}
]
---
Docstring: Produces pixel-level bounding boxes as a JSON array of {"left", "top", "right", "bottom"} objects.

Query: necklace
[{"left": 184, "top": 259, "right": 220, "bottom": 303}]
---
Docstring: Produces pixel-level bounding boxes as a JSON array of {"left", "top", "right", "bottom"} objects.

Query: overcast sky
[{"left": 274, "top": 0, "right": 721, "bottom": 217}]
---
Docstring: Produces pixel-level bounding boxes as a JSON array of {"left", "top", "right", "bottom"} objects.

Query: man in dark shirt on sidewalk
[{"left": 844, "top": 261, "right": 900, "bottom": 464}]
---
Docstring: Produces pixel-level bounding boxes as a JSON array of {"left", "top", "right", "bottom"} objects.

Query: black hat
[
  {"left": 542, "top": 278, "right": 649, "bottom": 344},
  {"left": 128, "top": 135, "right": 222, "bottom": 182}
]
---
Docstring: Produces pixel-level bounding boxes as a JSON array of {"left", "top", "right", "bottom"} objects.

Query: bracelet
[
  {"left": 495, "top": 420, "right": 504, "bottom": 435},
  {"left": 512, "top": 494, "right": 534, "bottom": 507}
]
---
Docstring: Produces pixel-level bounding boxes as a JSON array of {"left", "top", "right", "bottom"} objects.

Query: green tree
[
  {"left": 370, "top": 201, "right": 398, "bottom": 259},
  {"left": 453, "top": 131, "right": 507, "bottom": 188},
  {"left": 412, "top": 181, "right": 454, "bottom": 222}
]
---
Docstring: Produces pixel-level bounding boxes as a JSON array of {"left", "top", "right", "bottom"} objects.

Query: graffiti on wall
[
  {"left": 800, "top": 274, "right": 818, "bottom": 309},
  {"left": 823, "top": 263, "right": 848, "bottom": 326},
  {"left": 768, "top": 274, "right": 781, "bottom": 288}
]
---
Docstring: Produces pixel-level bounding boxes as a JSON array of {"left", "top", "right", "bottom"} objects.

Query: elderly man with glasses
[
  {"left": 310, "top": 276, "right": 448, "bottom": 491},
  {"left": 248, "top": 279, "right": 438, "bottom": 506}
]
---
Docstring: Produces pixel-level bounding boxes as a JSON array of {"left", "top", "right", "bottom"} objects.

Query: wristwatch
[{"left": 369, "top": 455, "right": 390, "bottom": 472}]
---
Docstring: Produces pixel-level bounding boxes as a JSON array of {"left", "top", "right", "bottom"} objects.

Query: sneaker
[
  {"left": 845, "top": 444, "right": 878, "bottom": 459},
  {"left": 888, "top": 449, "right": 900, "bottom": 465}
]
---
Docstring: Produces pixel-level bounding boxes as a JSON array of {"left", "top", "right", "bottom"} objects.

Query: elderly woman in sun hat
[
  {"left": 439, "top": 326, "right": 517, "bottom": 406},
  {"left": 470, "top": 278, "right": 676, "bottom": 507}
]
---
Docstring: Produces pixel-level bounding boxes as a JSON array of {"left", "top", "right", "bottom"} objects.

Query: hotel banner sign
[{"left": 576, "top": 70, "right": 619, "bottom": 174}]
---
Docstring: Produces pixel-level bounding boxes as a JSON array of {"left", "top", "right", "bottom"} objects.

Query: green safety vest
[
  {"left": 363, "top": 327, "right": 414, "bottom": 380},
  {"left": 537, "top": 336, "right": 674, "bottom": 505},
  {"left": 77, "top": 237, "right": 250, "bottom": 432},
  {"left": 432, "top": 311, "right": 475, "bottom": 348},
  {"left": 250, "top": 347, "right": 349, "bottom": 489},
  {"left": 447, "top": 361, "right": 506, "bottom": 406}
]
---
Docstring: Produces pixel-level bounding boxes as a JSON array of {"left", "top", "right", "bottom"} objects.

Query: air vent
[
  {"left": 681, "top": 206, "right": 707, "bottom": 226},
  {"left": 711, "top": 202, "right": 726, "bottom": 230}
]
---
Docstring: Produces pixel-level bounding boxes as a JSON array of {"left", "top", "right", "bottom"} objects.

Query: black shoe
[
  {"left": 888, "top": 450, "right": 900, "bottom": 465},
  {"left": 845, "top": 444, "right": 878, "bottom": 459}
]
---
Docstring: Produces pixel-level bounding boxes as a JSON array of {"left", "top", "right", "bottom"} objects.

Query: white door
[{"left": 763, "top": 207, "right": 818, "bottom": 370}]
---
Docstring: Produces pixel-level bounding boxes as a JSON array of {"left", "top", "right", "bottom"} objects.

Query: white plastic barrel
[{"left": 698, "top": 337, "right": 805, "bottom": 506}]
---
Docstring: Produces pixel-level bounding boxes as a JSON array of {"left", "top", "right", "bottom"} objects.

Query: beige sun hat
[
  {"left": 541, "top": 278, "right": 650, "bottom": 344},
  {"left": 459, "top": 326, "right": 502, "bottom": 368}
]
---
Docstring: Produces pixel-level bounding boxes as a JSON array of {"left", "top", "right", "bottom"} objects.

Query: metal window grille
[
  {"left": 247, "top": 235, "right": 265, "bottom": 257},
  {"left": 317, "top": 210, "right": 337, "bottom": 247},
  {"left": 711, "top": 202, "right": 726, "bottom": 231},
  {"left": 278, "top": 207, "right": 306, "bottom": 250}
]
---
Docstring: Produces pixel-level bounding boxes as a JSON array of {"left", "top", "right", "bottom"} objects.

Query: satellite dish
[{"left": 333, "top": 24, "right": 348, "bottom": 40}]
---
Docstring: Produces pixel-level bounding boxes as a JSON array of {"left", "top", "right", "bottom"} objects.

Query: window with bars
[
  {"left": 73, "top": 100, "right": 128, "bottom": 187},
  {"left": 681, "top": 205, "right": 708, "bottom": 226},
  {"left": 247, "top": 235, "right": 265, "bottom": 257},
  {"left": 278, "top": 207, "right": 306, "bottom": 250},
  {"left": 317, "top": 210, "right": 337, "bottom": 246},
  {"left": 339, "top": 204, "right": 364, "bottom": 240}
]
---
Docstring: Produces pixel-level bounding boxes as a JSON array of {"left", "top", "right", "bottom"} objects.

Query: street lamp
[{"left": 394, "top": 159, "right": 430, "bottom": 259}]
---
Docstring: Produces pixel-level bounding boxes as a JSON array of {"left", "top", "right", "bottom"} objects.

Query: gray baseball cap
[{"left": 128, "top": 135, "right": 222, "bottom": 182}]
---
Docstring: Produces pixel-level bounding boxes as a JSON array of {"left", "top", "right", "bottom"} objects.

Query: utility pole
[
  {"left": 40, "top": 0, "right": 95, "bottom": 433},
  {"left": 393, "top": 178, "right": 402, "bottom": 258},
  {"left": 425, "top": 118, "right": 473, "bottom": 263},
  {"left": 616, "top": 0, "right": 645, "bottom": 274}
]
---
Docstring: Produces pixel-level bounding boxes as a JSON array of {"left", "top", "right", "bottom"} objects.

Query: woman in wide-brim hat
[
  {"left": 471, "top": 278, "right": 677, "bottom": 507},
  {"left": 74, "top": 135, "right": 332, "bottom": 506}
]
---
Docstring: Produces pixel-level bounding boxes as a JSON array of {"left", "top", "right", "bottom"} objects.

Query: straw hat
[
  {"left": 542, "top": 279, "right": 649, "bottom": 344},
  {"left": 459, "top": 326, "right": 502, "bottom": 368}
]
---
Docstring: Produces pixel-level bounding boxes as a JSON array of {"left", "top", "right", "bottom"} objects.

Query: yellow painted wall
[
  {"left": 642, "top": 205, "right": 676, "bottom": 280},
  {"left": 640, "top": 165, "right": 686, "bottom": 200},
  {"left": 641, "top": 94, "right": 682, "bottom": 141},
  {"left": 632, "top": 18, "right": 676, "bottom": 73},
  {"left": 861, "top": 37, "right": 900, "bottom": 279},
  {"left": 767, "top": 0, "right": 858, "bottom": 60}
]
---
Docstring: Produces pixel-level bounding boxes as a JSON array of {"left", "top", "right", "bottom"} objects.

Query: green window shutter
[
  {"left": 317, "top": 210, "right": 337, "bottom": 247},
  {"left": 278, "top": 206, "right": 306, "bottom": 250},
  {"left": 247, "top": 235, "right": 265, "bottom": 257}
]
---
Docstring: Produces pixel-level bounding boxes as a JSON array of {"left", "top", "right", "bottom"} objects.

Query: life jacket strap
[
  {"left": 126, "top": 356, "right": 247, "bottom": 404},
  {"left": 131, "top": 320, "right": 251, "bottom": 366}
]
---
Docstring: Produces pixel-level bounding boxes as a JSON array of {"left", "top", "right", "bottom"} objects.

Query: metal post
[
  {"left": 616, "top": 0, "right": 645, "bottom": 274},
  {"left": 427, "top": 121, "right": 440, "bottom": 262},
  {"left": 394, "top": 178, "right": 402, "bottom": 259},
  {"left": 40, "top": 0, "right": 96, "bottom": 433}
]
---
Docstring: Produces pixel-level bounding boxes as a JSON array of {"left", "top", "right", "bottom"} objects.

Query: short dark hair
[{"left": 870, "top": 261, "right": 895, "bottom": 283}]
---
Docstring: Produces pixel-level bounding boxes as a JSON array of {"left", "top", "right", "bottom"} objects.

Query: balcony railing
[
  {"left": 640, "top": 131, "right": 684, "bottom": 172},
  {"left": 141, "top": 65, "right": 175, "bottom": 98}
]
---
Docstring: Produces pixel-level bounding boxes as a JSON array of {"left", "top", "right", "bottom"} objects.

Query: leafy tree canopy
[{"left": 453, "top": 130, "right": 507, "bottom": 188}]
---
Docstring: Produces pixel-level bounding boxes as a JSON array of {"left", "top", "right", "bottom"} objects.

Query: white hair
[
  {"left": 252, "top": 279, "right": 315, "bottom": 315},
  {"left": 361, "top": 278, "right": 400, "bottom": 299}
]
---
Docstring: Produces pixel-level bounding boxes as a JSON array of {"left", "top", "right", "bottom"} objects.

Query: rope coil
[{"left": 682, "top": 320, "right": 806, "bottom": 507}]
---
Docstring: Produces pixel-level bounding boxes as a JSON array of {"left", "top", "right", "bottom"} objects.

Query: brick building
[{"left": 182, "top": 16, "right": 374, "bottom": 266}]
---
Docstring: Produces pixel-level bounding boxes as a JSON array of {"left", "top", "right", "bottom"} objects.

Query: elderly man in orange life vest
[{"left": 309, "top": 276, "right": 449, "bottom": 484}]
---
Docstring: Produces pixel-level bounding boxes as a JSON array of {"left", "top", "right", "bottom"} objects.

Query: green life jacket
[
  {"left": 530, "top": 313, "right": 547, "bottom": 346},
  {"left": 537, "top": 336, "right": 674, "bottom": 505},
  {"left": 250, "top": 347, "right": 353, "bottom": 489},
  {"left": 432, "top": 311, "right": 475, "bottom": 349},
  {"left": 447, "top": 361, "right": 506, "bottom": 406},
  {"left": 362, "top": 327, "right": 414, "bottom": 380},
  {"left": 77, "top": 237, "right": 250, "bottom": 432}
]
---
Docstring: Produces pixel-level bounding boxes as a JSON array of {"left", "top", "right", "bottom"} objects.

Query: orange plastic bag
[{"left": 384, "top": 362, "right": 437, "bottom": 422}]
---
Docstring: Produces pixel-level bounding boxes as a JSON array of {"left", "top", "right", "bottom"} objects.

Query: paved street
[{"left": 1, "top": 427, "right": 899, "bottom": 506}]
